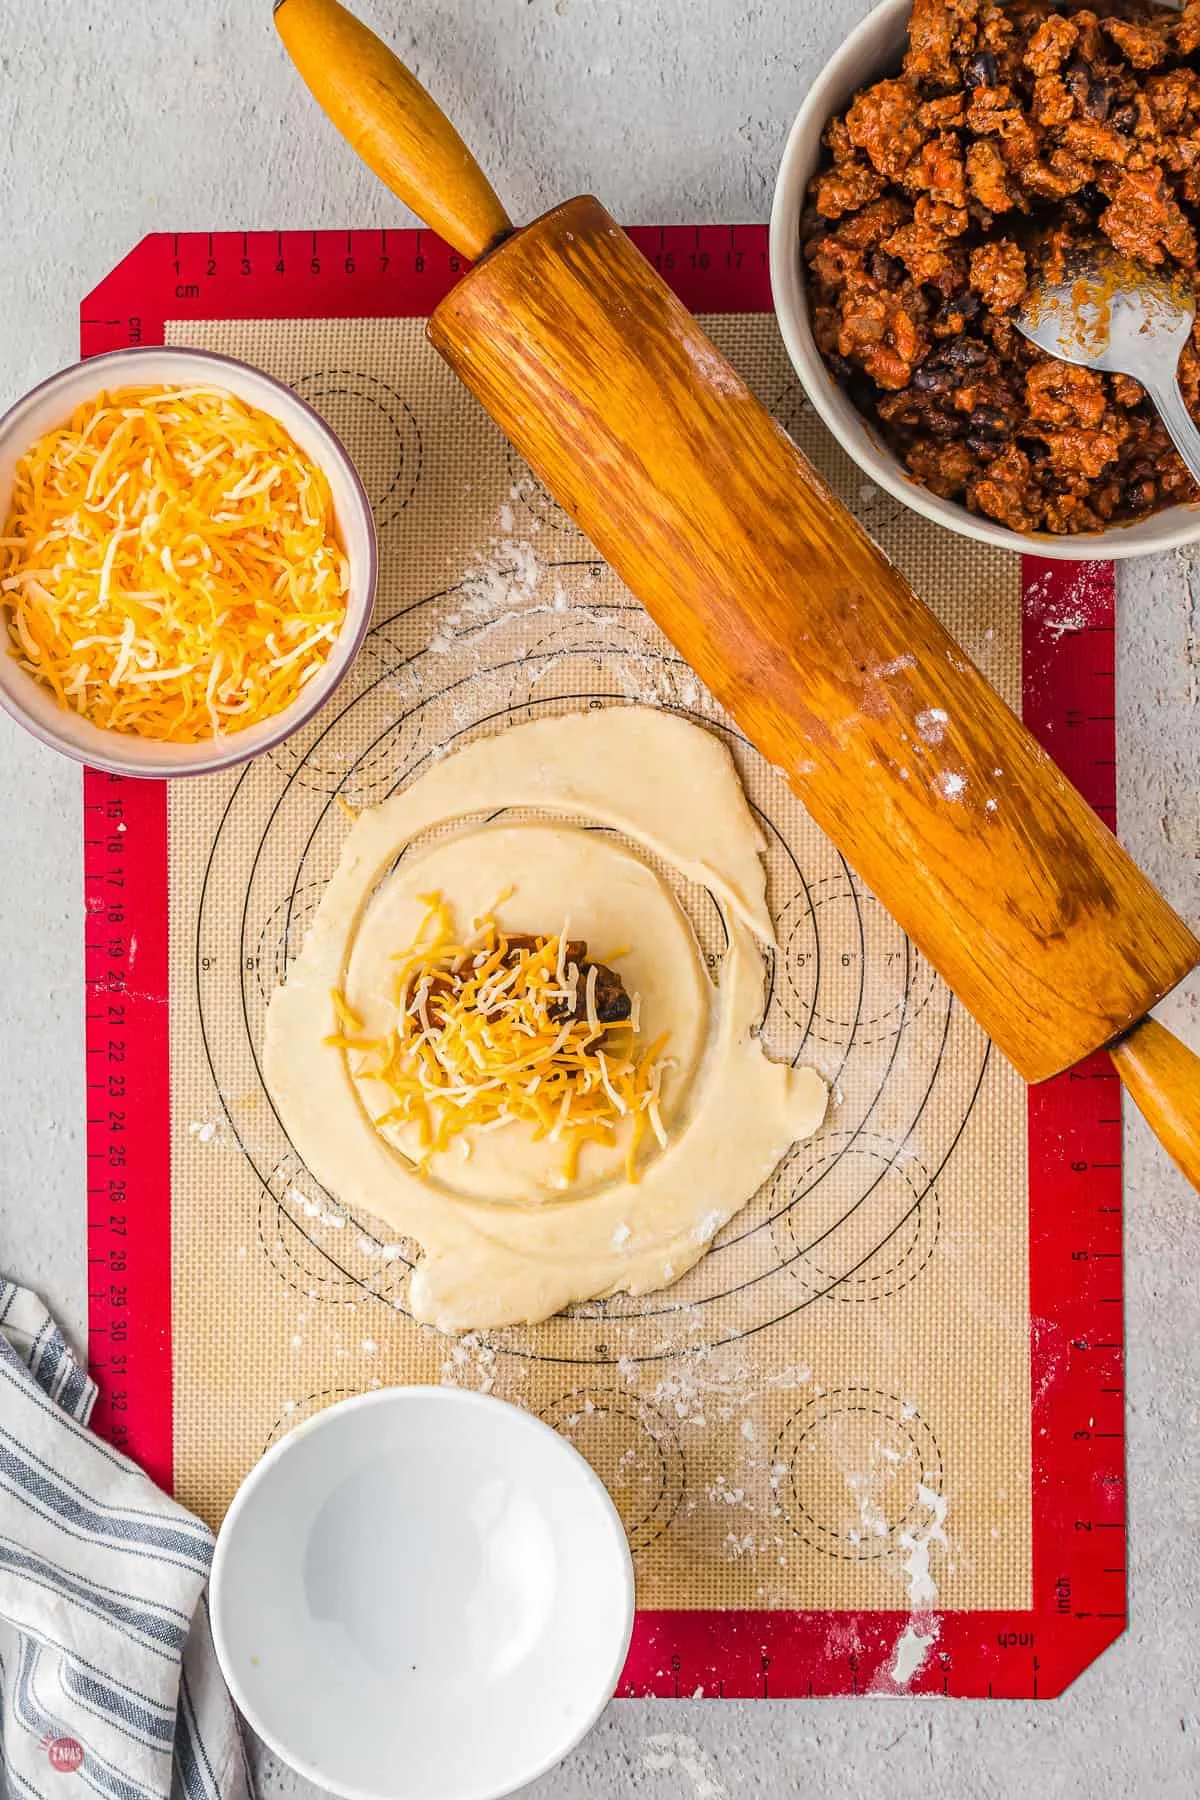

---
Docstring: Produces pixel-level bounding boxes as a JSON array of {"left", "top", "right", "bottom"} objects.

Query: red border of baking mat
[{"left": 80, "top": 229, "right": 1126, "bottom": 1698}]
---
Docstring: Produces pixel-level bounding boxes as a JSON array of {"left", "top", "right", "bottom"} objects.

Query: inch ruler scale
[
  {"left": 81, "top": 229, "right": 1124, "bottom": 1697},
  {"left": 84, "top": 777, "right": 171, "bottom": 1487}
]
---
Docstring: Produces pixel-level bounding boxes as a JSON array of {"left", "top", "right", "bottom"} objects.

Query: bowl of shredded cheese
[{"left": 0, "top": 346, "right": 376, "bottom": 775}]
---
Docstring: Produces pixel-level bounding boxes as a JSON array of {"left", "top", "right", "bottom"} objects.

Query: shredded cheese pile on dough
[
  {"left": 329, "top": 894, "right": 669, "bottom": 1186},
  {"left": 0, "top": 385, "right": 349, "bottom": 741}
]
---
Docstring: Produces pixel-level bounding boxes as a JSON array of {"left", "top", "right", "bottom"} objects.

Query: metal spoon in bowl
[{"left": 1016, "top": 247, "right": 1200, "bottom": 485}]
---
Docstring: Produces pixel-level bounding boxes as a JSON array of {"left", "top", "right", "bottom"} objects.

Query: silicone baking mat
[{"left": 81, "top": 229, "right": 1126, "bottom": 1698}]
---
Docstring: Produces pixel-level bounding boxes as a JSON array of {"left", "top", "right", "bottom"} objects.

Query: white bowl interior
[
  {"left": 0, "top": 347, "right": 376, "bottom": 774},
  {"left": 768, "top": 0, "right": 1200, "bottom": 560},
  {"left": 210, "top": 1389, "right": 634, "bottom": 1800}
]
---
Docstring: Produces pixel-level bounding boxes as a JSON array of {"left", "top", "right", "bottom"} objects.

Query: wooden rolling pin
[{"left": 275, "top": 0, "right": 1200, "bottom": 1189}]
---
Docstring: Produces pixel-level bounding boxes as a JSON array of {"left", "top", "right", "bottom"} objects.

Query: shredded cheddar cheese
[
  {"left": 0, "top": 385, "right": 350, "bottom": 741},
  {"left": 329, "top": 895, "right": 669, "bottom": 1186}
]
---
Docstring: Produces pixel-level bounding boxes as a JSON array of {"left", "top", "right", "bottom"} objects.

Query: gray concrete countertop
[{"left": 1, "top": 3, "right": 1197, "bottom": 1795}]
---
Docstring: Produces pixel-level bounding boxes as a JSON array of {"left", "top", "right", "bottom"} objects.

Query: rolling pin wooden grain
[{"left": 275, "top": 0, "right": 1200, "bottom": 1189}]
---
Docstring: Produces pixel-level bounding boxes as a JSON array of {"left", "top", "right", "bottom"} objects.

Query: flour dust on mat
[{"left": 168, "top": 312, "right": 1030, "bottom": 1616}]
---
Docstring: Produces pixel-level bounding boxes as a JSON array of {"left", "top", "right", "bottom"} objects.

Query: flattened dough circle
[{"left": 264, "top": 707, "right": 826, "bottom": 1331}]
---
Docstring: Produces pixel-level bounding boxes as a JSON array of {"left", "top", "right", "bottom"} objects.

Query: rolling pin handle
[
  {"left": 274, "top": 0, "right": 514, "bottom": 263},
  {"left": 1108, "top": 1016, "right": 1200, "bottom": 1192}
]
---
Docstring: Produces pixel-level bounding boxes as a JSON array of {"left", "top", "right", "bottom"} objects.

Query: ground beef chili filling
[{"left": 802, "top": 0, "right": 1200, "bottom": 533}]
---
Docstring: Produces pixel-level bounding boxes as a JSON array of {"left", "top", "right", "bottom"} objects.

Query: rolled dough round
[{"left": 264, "top": 706, "right": 826, "bottom": 1331}]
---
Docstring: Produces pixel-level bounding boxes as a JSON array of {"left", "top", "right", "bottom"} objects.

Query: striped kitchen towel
[{"left": 0, "top": 1280, "right": 250, "bottom": 1800}]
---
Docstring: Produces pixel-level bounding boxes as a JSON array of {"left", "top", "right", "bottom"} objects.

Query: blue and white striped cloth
[{"left": 0, "top": 1282, "right": 250, "bottom": 1800}]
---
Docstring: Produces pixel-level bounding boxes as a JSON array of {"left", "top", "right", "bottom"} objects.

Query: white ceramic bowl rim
[
  {"left": 209, "top": 1385, "right": 636, "bottom": 1800},
  {"left": 0, "top": 343, "right": 378, "bottom": 775},
  {"left": 768, "top": 0, "right": 1200, "bottom": 560}
]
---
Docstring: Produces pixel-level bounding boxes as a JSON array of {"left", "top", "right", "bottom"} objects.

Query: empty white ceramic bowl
[
  {"left": 210, "top": 1387, "right": 635, "bottom": 1800},
  {"left": 769, "top": 0, "right": 1200, "bottom": 560},
  {"left": 0, "top": 345, "right": 376, "bottom": 774}
]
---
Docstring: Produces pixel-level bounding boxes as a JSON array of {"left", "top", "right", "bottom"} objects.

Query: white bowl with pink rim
[
  {"left": 209, "top": 1385, "right": 636, "bottom": 1800},
  {"left": 0, "top": 344, "right": 377, "bottom": 775},
  {"left": 769, "top": 0, "right": 1200, "bottom": 559}
]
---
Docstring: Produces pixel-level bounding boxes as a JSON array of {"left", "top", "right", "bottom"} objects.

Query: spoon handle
[{"left": 1145, "top": 375, "right": 1200, "bottom": 487}]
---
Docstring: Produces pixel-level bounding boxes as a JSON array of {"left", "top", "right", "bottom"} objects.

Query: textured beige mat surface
[{"left": 166, "top": 312, "right": 1029, "bottom": 1613}]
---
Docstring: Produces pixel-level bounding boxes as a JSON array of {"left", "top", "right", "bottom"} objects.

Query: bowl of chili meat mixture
[{"left": 770, "top": 0, "right": 1200, "bottom": 556}]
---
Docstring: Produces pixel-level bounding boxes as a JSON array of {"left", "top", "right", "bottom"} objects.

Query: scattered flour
[
  {"left": 890, "top": 1621, "right": 940, "bottom": 1687},
  {"left": 642, "top": 1735, "right": 730, "bottom": 1800},
  {"left": 915, "top": 706, "right": 949, "bottom": 746},
  {"left": 1024, "top": 563, "right": 1109, "bottom": 639},
  {"left": 934, "top": 770, "right": 967, "bottom": 801},
  {"left": 440, "top": 1333, "right": 498, "bottom": 1395},
  {"left": 682, "top": 335, "right": 744, "bottom": 397},
  {"left": 765, "top": 1362, "right": 812, "bottom": 1390},
  {"left": 900, "top": 1484, "right": 949, "bottom": 1609},
  {"left": 430, "top": 535, "right": 543, "bottom": 654},
  {"left": 356, "top": 1233, "right": 408, "bottom": 1262},
  {"left": 880, "top": 1484, "right": 950, "bottom": 1691}
]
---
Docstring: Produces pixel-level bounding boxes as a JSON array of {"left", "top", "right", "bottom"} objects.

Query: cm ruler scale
[
  {"left": 81, "top": 226, "right": 774, "bottom": 350},
  {"left": 81, "top": 228, "right": 1124, "bottom": 1696}
]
